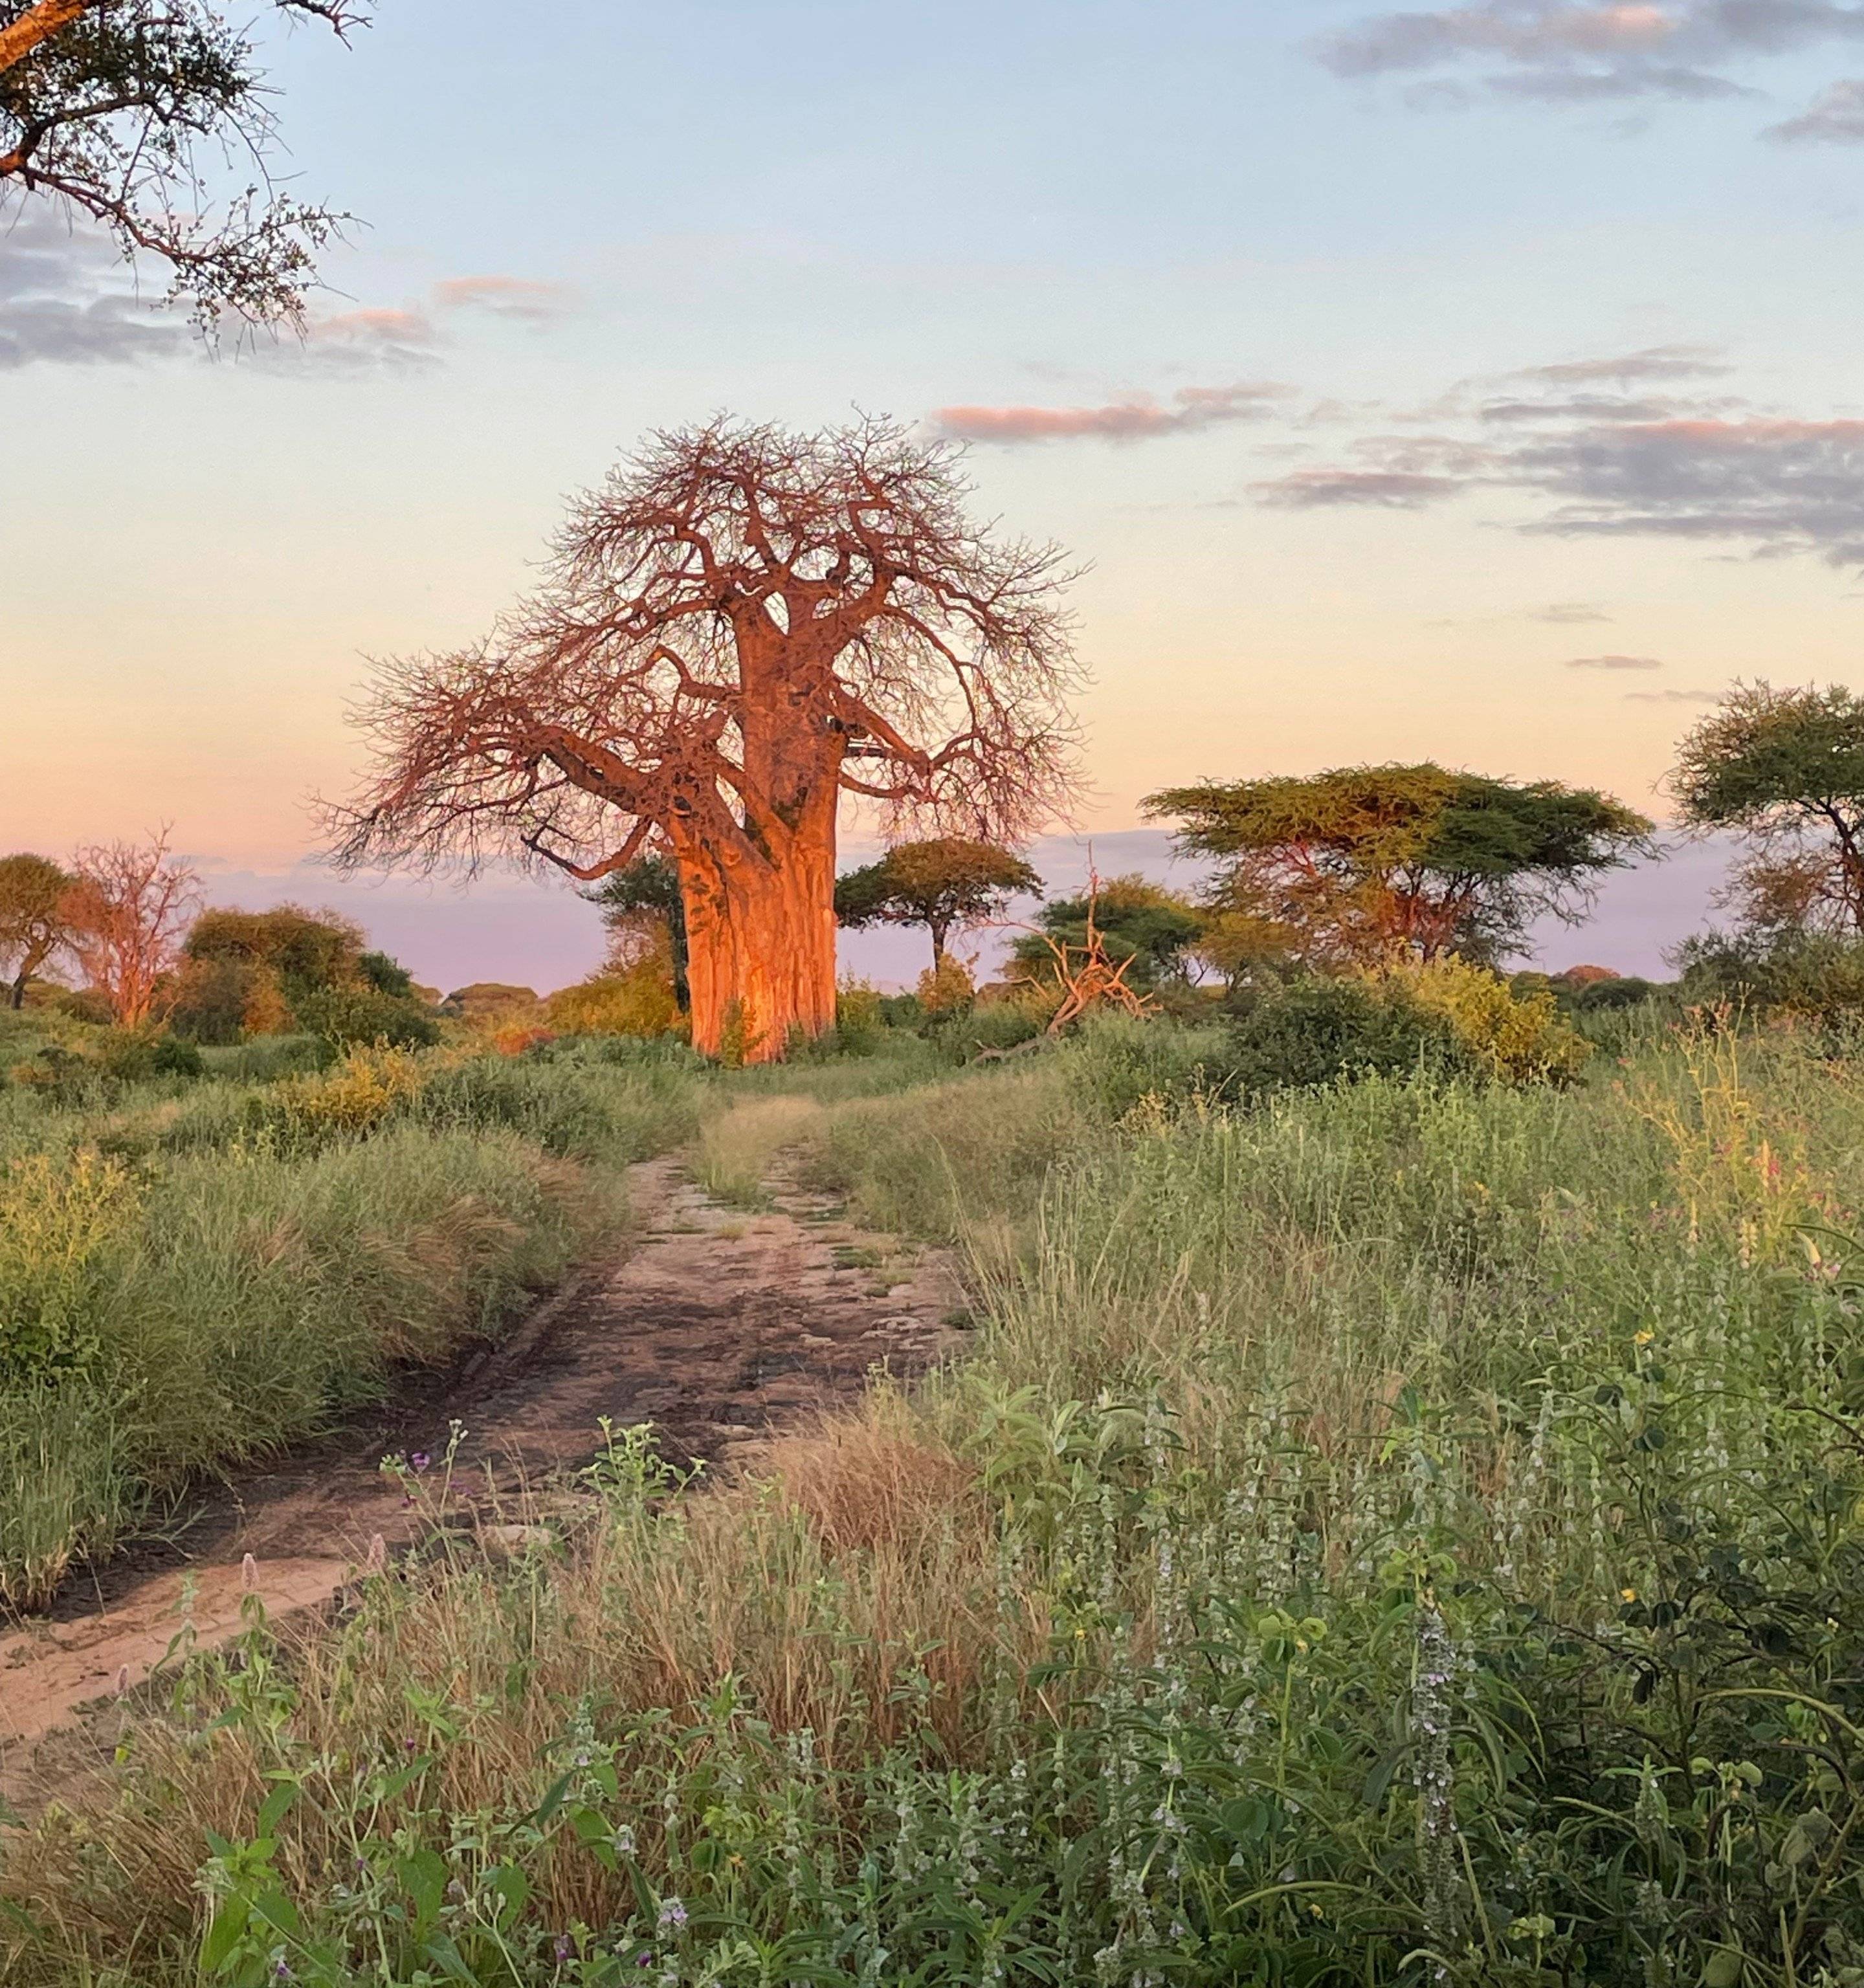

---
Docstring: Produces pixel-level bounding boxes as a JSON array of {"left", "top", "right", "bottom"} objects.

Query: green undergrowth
[
  {"left": 0, "top": 1042, "right": 710, "bottom": 1609},
  {"left": 13, "top": 1021, "right": 1864, "bottom": 1983}
]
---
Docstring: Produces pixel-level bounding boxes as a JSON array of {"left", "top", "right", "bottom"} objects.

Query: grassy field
[
  {"left": 8, "top": 1015, "right": 1864, "bottom": 1983},
  {"left": 0, "top": 1028, "right": 707, "bottom": 1609}
]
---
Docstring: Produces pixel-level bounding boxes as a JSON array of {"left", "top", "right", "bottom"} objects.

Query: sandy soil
[{"left": 0, "top": 1153, "right": 960, "bottom": 1794}]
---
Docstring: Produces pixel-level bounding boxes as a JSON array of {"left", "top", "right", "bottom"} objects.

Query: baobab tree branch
[
  {"left": 524, "top": 816, "right": 657, "bottom": 883},
  {"left": 0, "top": 0, "right": 89, "bottom": 74}
]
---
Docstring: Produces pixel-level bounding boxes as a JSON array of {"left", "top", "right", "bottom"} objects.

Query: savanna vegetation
[{"left": 12, "top": 488, "right": 1864, "bottom": 1988}]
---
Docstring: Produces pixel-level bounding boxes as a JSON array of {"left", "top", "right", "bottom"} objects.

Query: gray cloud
[
  {"left": 1318, "top": 1, "right": 1864, "bottom": 132},
  {"left": 0, "top": 213, "right": 185, "bottom": 369},
  {"left": 1529, "top": 600, "right": 1614, "bottom": 620},
  {"left": 1766, "top": 74, "right": 1864, "bottom": 135},
  {"left": 1478, "top": 392, "right": 1717, "bottom": 422},
  {"left": 1505, "top": 343, "right": 1732, "bottom": 384},
  {"left": 1253, "top": 348, "right": 1864, "bottom": 563},
  {"left": 1625, "top": 687, "right": 1724, "bottom": 701},
  {"left": 1566, "top": 652, "right": 1663, "bottom": 667},
  {"left": 1252, "top": 467, "right": 1461, "bottom": 507},
  {"left": 931, "top": 382, "right": 1294, "bottom": 445}
]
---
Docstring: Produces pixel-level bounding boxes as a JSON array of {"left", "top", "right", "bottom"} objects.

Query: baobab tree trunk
[{"left": 672, "top": 796, "right": 839, "bottom": 1063}]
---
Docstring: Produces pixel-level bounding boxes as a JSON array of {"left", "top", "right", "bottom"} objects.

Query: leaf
[
  {"left": 256, "top": 1779, "right": 298, "bottom": 1838},
  {"left": 531, "top": 1769, "right": 575, "bottom": 1829},
  {"left": 199, "top": 1898, "right": 252, "bottom": 1972},
  {"left": 487, "top": 1862, "right": 529, "bottom": 1931},
  {"left": 399, "top": 1848, "right": 447, "bottom": 1934}
]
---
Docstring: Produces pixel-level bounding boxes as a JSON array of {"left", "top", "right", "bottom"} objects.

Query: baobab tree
[{"left": 326, "top": 418, "right": 1082, "bottom": 1060}]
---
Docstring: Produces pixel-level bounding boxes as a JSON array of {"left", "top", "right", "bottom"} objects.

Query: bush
[
  {"left": 294, "top": 982, "right": 443, "bottom": 1049},
  {"left": 1404, "top": 955, "right": 1592, "bottom": 1083},
  {"left": 1060, "top": 1010, "right": 1232, "bottom": 1119},
  {"left": 1221, "top": 972, "right": 1471, "bottom": 1095},
  {"left": 545, "top": 962, "right": 684, "bottom": 1039},
  {"left": 1676, "top": 929, "right": 1864, "bottom": 1022}
]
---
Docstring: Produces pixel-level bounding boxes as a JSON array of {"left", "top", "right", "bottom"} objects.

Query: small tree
[
  {"left": 63, "top": 830, "right": 201, "bottom": 1025},
  {"left": 1674, "top": 681, "right": 1864, "bottom": 939},
  {"left": 0, "top": 852, "right": 75, "bottom": 1008},
  {"left": 1, "top": 0, "right": 372, "bottom": 328},
  {"left": 1146, "top": 764, "right": 1651, "bottom": 969},
  {"left": 588, "top": 856, "right": 689, "bottom": 1004},
  {"left": 1010, "top": 874, "right": 1203, "bottom": 993},
  {"left": 835, "top": 837, "right": 1041, "bottom": 973}
]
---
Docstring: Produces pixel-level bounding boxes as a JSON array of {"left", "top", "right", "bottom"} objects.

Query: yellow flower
[
  {"left": 1634, "top": 1330, "right": 1655, "bottom": 1346},
  {"left": 1621, "top": 1587, "right": 1638, "bottom": 1602}
]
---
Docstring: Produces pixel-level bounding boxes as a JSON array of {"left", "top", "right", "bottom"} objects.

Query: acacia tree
[
  {"left": 835, "top": 837, "right": 1041, "bottom": 973},
  {"left": 0, "top": 852, "right": 75, "bottom": 1007},
  {"left": 1674, "top": 681, "right": 1864, "bottom": 939},
  {"left": 1146, "top": 764, "right": 1650, "bottom": 968},
  {"left": 63, "top": 830, "right": 201, "bottom": 1024},
  {"left": 1, "top": 0, "right": 372, "bottom": 326},
  {"left": 327, "top": 418, "right": 1081, "bottom": 1061}
]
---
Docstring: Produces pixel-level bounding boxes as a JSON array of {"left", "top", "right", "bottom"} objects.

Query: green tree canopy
[
  {"left": 1145, "top": 764, "right": 1652, "bottom": 968},
  {"left": 1, "top": 1, "right": 372, "bottom": 327},
  {"left": 1673, "top": 681, "right": 1864, "bottom": 938},
  {"left": 0, "top": 852, "right": 76, "bottom": 1008},
  {"left": 184, "top": 903, "right": 365, "bottom": 993},
  {"left": 835, "top": 838, "right": 1041, "bottom": 971},
  {"left": 1010, "top": 874, "right": 1203, "bottom": 993},
  {"left": 588, "top": 857, "right": 689, "bottom": 1003}
]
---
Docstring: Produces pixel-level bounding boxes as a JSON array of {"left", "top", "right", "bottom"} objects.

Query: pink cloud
[
  {"left": 431, "top": 274, "right": 577, "bottom": 322},
  {"left": 931, "top": 381, "right": 1292, "bottom": 445}
]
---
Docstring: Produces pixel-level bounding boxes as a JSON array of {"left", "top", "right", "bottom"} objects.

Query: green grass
[
  {"left": 12, "top": 1021, "right": 1864, "bottom": 1985},
  {"left": 0, "top": 1041, "right": 711, "bottom": 1608}
]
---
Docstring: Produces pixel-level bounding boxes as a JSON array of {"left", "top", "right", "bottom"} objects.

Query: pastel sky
[{"left": 5, "top": 0, "right": 1863, "bottom": 988}]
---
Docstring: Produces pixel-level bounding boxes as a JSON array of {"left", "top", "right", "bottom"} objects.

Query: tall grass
[
  {"left": 12, "top": 1026, "right": 1864, "bottom": 1984},
  {"left": 0, "top": 1044, "right": 711, "bottom": 1607}
]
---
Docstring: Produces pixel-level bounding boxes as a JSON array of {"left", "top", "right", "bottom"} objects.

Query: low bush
[
  {"left": 1223, "top": 971, "right": 1472, "bottom": 1094},
  {"left": 1405, "top": 955, "right": 1592, "bottom": 1082}
]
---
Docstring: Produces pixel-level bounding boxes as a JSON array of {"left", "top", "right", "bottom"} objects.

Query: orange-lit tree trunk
[
  {"left": 676, "top": 825, "right": 838, "bottom": 1061},
  {"left": 672, "top": 661, "right": 842, "bottom": 1062}
]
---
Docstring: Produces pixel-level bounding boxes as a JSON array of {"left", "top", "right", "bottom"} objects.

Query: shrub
[
  {"left": 915, "top": 954, "right": 974, "bottom": 1016},
  {"left": 1221, "top": 972, "right": 1470, "bottom": 1095},
  {"left": 1060, "top": 1010, "right": 1232, "bottom": 1119},
  {"left": 0, "top": 1149, "right": 137, "bottom": 1382},
  {"left": 294, "top": 982, "right": 443, "bottom": 1049},
  {"left": 1404, "top": 955, "right": 1592, "bottom": 1083},
  {"left": 1676, "top": 929, "right": 1864, "bottom": 1022},
  {"left": 546, "top": 961, "right": 684, "bottom": 1039},
  {"left": 267, "top": 1043, "right": 430, "bottom": 1138}
]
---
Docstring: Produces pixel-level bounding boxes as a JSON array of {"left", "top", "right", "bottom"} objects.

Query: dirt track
[{"left": 0, "top": 1154, "right": 960, "bottom": 1791}]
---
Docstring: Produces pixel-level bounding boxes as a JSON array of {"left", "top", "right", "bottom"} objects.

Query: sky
[{"left": 5, "top": 0, "right": 1863, "bottom": 989}]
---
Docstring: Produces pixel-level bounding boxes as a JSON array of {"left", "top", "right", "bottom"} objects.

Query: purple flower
[
  {"left": 657, "top": 1897, "right": 687, "bottom": 1930},
  {"left": 410, "top": 1452, "right": 432, "bottom": 1474},
  {"left": 555, "top": 1934, "right": 573, "bottom": 1963}
]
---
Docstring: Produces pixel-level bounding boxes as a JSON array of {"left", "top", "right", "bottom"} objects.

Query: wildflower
[
  {"left": 1621, "top": 1587, "right": 1637, "bottom": 1603},
  {"left": 364, "top": 1533, "right": 386, "bottom": 1574},
  {"left": 658, "top": 1896, "right": 688, "bottom": 1930},
  {"left": 613, "top": 1825, "right": 636, "bottom": 1856},
  {"left": 410, "top": 1452, "right": 432, "bottom": 1474},
  {"left": 555, "top": 1935, "right": 573, "bottom": 1963},
  {"left": 241, "top": 1552, "right": 259, "bottom": 1591},
  {"left": 1634, "top": 1329, "right": 1654, "bottom": 1347}
]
